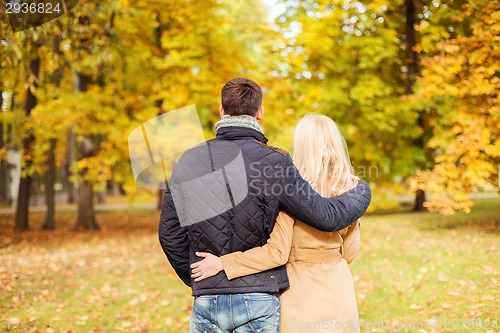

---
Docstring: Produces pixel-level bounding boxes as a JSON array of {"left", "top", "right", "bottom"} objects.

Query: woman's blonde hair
[{"left": 293, "top": 114, "right": 358, "bottom": 198}]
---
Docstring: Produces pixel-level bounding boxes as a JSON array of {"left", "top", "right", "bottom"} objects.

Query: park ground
[{"left": 0, "top": 199, "right": 498, "bottom": 332}]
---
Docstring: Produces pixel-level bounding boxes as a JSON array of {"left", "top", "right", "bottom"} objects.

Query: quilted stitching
[{"left": 169, "top": 133, "right": 289, "bottom": 294}]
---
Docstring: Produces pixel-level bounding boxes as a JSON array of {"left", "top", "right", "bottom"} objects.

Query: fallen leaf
[{"left": 409, "top": 304, "right": 423, "bottom": 310}]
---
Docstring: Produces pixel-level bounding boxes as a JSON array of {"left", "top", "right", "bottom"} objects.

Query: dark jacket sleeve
[
  {"left": 278, "top": 153, "right": 371, "bottom": 232},
  {"left": 158, "top": 184, "right": 192, "bottom": 287}
]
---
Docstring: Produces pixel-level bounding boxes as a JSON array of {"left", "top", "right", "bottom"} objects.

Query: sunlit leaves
[{"left": 410, "top": 0, "right": 499, "bottom": 214}]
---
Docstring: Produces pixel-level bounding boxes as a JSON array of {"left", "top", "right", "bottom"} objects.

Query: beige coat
[{"left": 221, "top": 212, "right": 361, "bottom": 333}]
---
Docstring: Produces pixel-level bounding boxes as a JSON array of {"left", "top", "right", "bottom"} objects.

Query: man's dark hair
[{"left": 221, "top": 78, "right": 263, "bottom": 117}]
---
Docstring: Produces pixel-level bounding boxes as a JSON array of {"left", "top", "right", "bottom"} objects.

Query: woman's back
[
  {"left": 280, "top": 217, "right": 361, "bottom": 333},
  {"left": 190, "top": 114, "right": 366, "bottom": 332}
]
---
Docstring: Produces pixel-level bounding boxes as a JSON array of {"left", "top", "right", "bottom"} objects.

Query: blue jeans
[{"left": 190, "top": 293, "right": 280, "bottom": 333}]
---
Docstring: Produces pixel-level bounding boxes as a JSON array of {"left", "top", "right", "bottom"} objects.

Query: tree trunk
[
  {"left": 95, "top": 116, "right": 106, "bottom": 204},
  {"left": 6, "top": 92, "right": 15, "bottom": 207},
  {"left": 107, "top": 178, "right": 121, "bottom": 196},
  {"left": 0, "top": 143, "right": 8, "bottom": 205},
  {"left": 96, "top": 191, "right": 106, "bottom": 204},
  {"left": 154, "top": 13, "right": 166, "bottom": 211},
  {"left": 15, "top": 56, "right": 40, "bottom": 231},
  {"left": 157, "top": 189, "right": 165, "bottom": 210},
  {"left": 73, "top": 71, "right": 99, "bottom": 231},
  {"left": 155, "top": 93, "right": 164, "bottom": 210},
  {"left": 66, "top": 131, "right": 76, "bottom": 203},
  {"left": 42, "top": 138, "right": 57, "bottom": 229},
  {"left": 76, "top": 179, "right": 99, "bottom": 231},
  {"left": 414, "top": 189, "right": 427, "bottom": 212},
  {"left": 73, "top": 135, "right": 100, "bottom": 231},
  {"left": 404, "top": 0, "right": 418, "bottom": 95},
  {"left": 404, "top": 0, "right": 427, "bottom": 211},
  {"left": 43, "top": 36, "right": 64, "bottom": 229},
  {"left": 0, "top": 91, "right": 9, "bottom": 205}
]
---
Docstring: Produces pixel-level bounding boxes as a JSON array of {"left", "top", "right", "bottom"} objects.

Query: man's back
[{"left": 160, "top": 126, "right": 292, "bottom": 296}]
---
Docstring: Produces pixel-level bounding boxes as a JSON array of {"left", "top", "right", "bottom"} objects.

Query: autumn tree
[
  {"left": 271, "top": 0, "right": 423, "bottom": 192},
  {"left": 410, "top": 0, "right": 499, "bottom": 214},
  {"left": 1, "top": 0, "right": 281, "bottom": 231}
]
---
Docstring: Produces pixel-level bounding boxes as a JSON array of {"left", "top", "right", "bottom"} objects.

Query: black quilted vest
[{"left": 184, "top": 127, "right": 290, "bottom": 296}]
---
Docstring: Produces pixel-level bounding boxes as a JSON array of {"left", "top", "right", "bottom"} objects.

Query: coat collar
[{"left": 215, "top": 126, "right": 269, "bottom": 144}]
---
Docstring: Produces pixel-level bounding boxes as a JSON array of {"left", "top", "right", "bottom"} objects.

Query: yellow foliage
[{"left": 410, "top": 0, "right": 500, "bottom": 214}]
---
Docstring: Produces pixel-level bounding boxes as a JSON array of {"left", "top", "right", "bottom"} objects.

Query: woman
[{"left": 191, "top": 114, "right": 363, "bottom": 333}]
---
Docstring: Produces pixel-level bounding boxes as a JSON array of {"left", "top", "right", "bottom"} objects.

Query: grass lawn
[{"left": 0, "top": 199, "right": 498, "bottom": 332}]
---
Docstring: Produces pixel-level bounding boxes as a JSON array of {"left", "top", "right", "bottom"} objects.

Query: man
[{"left": 159, "top": 78, "right": 371, "bottom": 332}]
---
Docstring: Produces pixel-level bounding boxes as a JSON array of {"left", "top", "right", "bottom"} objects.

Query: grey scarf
[{"left": 214, "top": 115, "right": 263, "bottom": 134}]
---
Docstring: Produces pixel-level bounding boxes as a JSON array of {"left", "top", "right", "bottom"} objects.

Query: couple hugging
[{"left": 159, "top": 77, "right": 372, "bottom": 333}]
